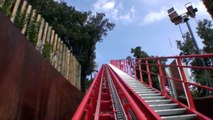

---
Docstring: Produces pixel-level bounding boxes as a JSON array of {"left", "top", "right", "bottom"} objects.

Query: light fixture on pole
[{"left": 167, "top": 3, "right": 211, "bottom": 91}]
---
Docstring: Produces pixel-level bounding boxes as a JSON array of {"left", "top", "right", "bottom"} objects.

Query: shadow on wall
[{"left": 0, "top": 12, "right": 83, "bottom": 120}]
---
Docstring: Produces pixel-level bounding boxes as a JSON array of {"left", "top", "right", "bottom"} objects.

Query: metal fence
[{"left": 110, "top": 54, "right": 213, "bottom": 116}]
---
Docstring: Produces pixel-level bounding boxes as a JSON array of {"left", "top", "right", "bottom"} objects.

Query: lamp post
[
  {"left": 168, "top": 3, "right": 199, "bottom": 53},
  {"left": 168, "top": 3, "right": 210, "bottom": 91}
]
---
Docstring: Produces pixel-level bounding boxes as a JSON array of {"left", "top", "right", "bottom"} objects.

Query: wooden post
[
  {"left": 51, "top": 33, "right": 57, "bottom": 66},
  {"left": 49, "top": 29, "right": 55, "bottom": 65},
  {"left": 20, "top": 0, "right": 27, "bottom": 13},
  {"left": 0, "top": 0, "right": 5, "bottom": 5},
  {"left": 68, "top": 53, "right": 72, "bottom": 83},
  {"left": 36, "top": 17, "right": 44, "bottom": 50},
  {"left": 40, "top": 22, "right": 48, "bottom": 52},
  {"left": 28, "top": 9, "right": 36, "bottom": 25},
  {"left": 56, "top": 38, "right": 61, "bottom": 71},
  {"left": 11, "top": 0, "right": 21, "bottom": 22},
  {"left": 54, "top": 37, "right": 60, "bottom": 69},
  {"left": 57, "top": 40, "right": 63, "bottom": 72},
  {"left": 52, "top": 33, "right": 58, "bottom": 53},
  {"left": 73, "top": 57, "right": 77, "bottom": 87},
  {"left": 69, "top": 53, "right": 74, "bottom": 85},
  {"left": 77, "top": 61, "right": 81, "bottom": 90},
  {"left": 66, "top": 50, "right": 71, "bottom": 80},
  {"left": 36, "top": 14, "right": 41, "bottom": 24},
  {"left": 63, "top": 46, "right": 68, "bottom": 78},
  {"left": 21, "top": 4, "right": 32, "bottom": 34},
  {"left": 50, "top": 30, "right": 55, "bottom": 45},
  {"left": 46, "top": 26, "right": 52, "bottom": 43},
  {"left": 60, "top": 44, "right": 66, "bottom": 75}
]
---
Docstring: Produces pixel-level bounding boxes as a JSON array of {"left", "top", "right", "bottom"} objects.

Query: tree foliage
[
  {"left": 0, "top": 0, "right": 14, "bottom": 16},
  {"left": 176, "top": 32, "right": 197, "bottom": 65},
  {"left": 176, "top": 19, "right": 213, "bottom": 96},
  {"left": 42, "top": 42, "right": 53, "bottom": 61},
  {"left": 131, "top": 46, "right": 149, "bottom": 58},
  {"left": 203, "top": 0, "right": 213, "bottom": 19},
  {"left": 197, "top": 19, "right": 213, "bottom": 54},
  {"left": 129, "top": 46, "right": 165, "bottom": 90},
  {"left": 26, "top": 0, "right": 115, "bottom": 92}
]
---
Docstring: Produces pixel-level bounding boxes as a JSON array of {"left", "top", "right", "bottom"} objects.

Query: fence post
[
  {"left": 55, "top": 37, "right": 60, "bottom": 69},
  {"left": 40, "top": 22, "right": 48, "bottom": 52},
  {"left": 64, "top": 46, "right": 68, "bottom": 77},
  {"left": 21, "top": 4, "right": 32, "bottom": 34},
  {"left": 49, "top": 29, "right": 55, "bottom": 64},
  {"left": 70, "top": 54, "right": 74, "bottom": 85},
  {"left": 29, "top": 9, "right": 36, "bottom": 22},
  {"left": 50, "top": 30, "right": 55, "bottom": 45},
  {"left": 46, "top": 26, "right": 52, "bottom": 43},
  {"left": 157, "top": 59, "right": 167, "bottom": 95},
  {"left": 177, "top": 58, "right": 195, "bottom": 110},
  {"left": 66, "top": 49, "right": 71, "bottom": 80},
  {"left": 77, "top": 61, "right": 81, "bottom": 90},
  {"left": 36, "top": 17, "right": 44, "bottom": 50},
  {"left": 57, "top": 39, "right": 62, "bottom": 72},
  {"left": 61, "top": 44, "right": 66, "bottom": 76},
  {"left": 146, "top": 60, "right": 152, "bottom": 88},
  {"left": 68, "top": 53, "right": 72, "bottom": 84},
  {"left": 20, "top": 0, "right": 27, "bottom": 14},
  {"left": 73, "top": 57, "right": 77, "bottom": 87},
  {"left": 11, "top": 0, "right": 21, "bottom": 22},
  {"left": 62, "top": 44, "right": 66, "bottom": 75},
  {"left": 52, "top": 34, "right": 58, "bottom": 66}
]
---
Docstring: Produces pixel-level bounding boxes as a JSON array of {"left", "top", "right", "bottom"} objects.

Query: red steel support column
[
  {"left": 125, "top": 59, "right": 128, "bottom": 73},
  {"left": 138, "top": 59, "right": 144, "bottom": 83},
  {"left": 134, "top": 59, "right": 137, "bottom": 79},
  {"left": 157, "top": 59, "right": 167, "bottom": 95},
  {"left": 127, "top": 59, "right": 131, "bottom": 75},
  {"left": 177, "top": 58, "right": 195, "bottom": 110},
  {"left": 146, "top": 60, "right": 152, "bottom": 88}
]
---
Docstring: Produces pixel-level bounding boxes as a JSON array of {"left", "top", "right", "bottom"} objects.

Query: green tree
[
  {"left": 131, "top": 46, "right": 149, "bottom": 58},
  {"left": 0, "top": 0, "right": 14, "bottom": 16},
  {"left": 129, "top": 46, "right": 162, "bottom": 90},
  {"left": 26, "top": 0, "right": 115, "bottom": 92},
  {"left": 176, "top": 19, "right": 213, "bottom": 96},
  {"left": 176, "top": 32, "right": 197, "bottom": 65},
  {"left": 197, "top": 19, "right": 213, "bottom": 54},
  {"left": 196, "top": 19, "right": 213, "bottom": 88},
  {"left": 203, "top": 0, "right": 213, "bottom": 19}
]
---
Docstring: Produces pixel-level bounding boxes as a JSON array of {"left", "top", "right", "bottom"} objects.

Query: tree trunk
[{"left": 80, "top": 65, "right": 86, "bottom": 92}]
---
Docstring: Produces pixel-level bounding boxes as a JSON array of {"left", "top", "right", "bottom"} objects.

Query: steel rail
[{"left": 105, "top": 65, "right": 127, "bottom": 120}]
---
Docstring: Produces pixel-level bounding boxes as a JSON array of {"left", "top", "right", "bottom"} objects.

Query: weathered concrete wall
[{"left": 0, "top": 11, "right": 83, "bottom": 120}]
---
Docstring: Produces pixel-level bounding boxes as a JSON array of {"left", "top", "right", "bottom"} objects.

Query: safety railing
[
  {"left": 107, "top": 65, "right": 159, "bottom": 120},
  {"left": 73, "top": 65, "right": 159, "bottom": 120},
  {"left": 72, "top": 66, "right": 104, "bottom": 120},
  {"left": 0, "top": 0, "right": 81, "bottom": 89},
  {"left": 110, "top": 54, "right": 213, "bottom": 118}
]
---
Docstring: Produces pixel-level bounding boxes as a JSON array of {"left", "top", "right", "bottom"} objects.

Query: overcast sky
[{"left": 56, "top": 0, "right": 212, "bottom": 69}]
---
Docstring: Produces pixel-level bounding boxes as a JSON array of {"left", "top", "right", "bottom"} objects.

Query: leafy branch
[
  {"left": 0, "top": 0, "right": 14, "bottom": 17},
  {"left": 26, "top": 15, "right": 41, "bottom": 46},
  {"left": 42, "top": 42, "right": 52, "bottom": 61}
]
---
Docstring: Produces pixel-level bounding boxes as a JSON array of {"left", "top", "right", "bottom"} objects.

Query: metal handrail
[{"left": 110, "top": 53, "right": 213, "bottom": 119}]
